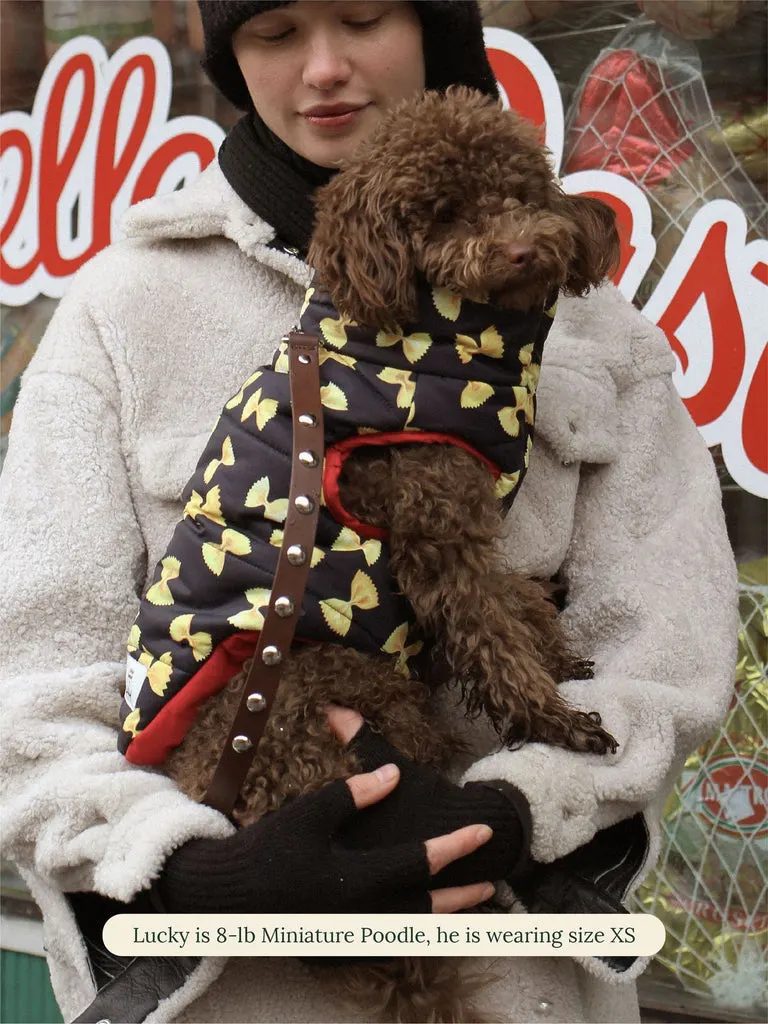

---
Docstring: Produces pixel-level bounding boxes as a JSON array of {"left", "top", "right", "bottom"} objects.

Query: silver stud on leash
[
  {"left": 262, "top": 645, "right": 282, "bottom": 665},
  {"left": 274, "top": 596, "right": 295, "bottom": 617},
  {"left": 286, "top": 544, "right": 307, "bottom": 566}
]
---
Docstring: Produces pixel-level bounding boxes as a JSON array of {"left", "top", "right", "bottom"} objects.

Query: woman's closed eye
[
  {"left": 255, "top": 28, "right": 293, "bottom": 43},
  {"left": 346, "top": 15, "right": 386, "bottom": 31}
]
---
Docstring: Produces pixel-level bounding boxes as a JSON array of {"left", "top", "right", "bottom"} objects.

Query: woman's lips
[{"left": 303, "top": 106, "right": 367, "bottom": 130}]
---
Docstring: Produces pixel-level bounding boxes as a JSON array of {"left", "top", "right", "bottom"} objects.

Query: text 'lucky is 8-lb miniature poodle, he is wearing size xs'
[{"left": 121, "top": 86, "right": 621, "bottom": 1023}]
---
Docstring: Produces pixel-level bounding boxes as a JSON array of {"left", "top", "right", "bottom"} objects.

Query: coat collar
[{"left": 119, "top": 162, "right": 311, "bottom": 289}]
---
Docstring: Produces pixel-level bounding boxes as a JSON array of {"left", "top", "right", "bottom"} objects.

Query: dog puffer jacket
[{"left": 119, "top": 279, "right": 557, "bottom": 765}]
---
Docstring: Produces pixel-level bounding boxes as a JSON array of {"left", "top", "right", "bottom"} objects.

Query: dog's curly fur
[
  {"left": 308, "top": 87, "right": 619, "bottom": 330},
  {"left": 164, "top": 87, "right": 621, "bottom": 1022}
]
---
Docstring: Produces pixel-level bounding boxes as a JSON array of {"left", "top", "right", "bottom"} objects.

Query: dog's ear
[
  {"left": 308, "top": 177, "right": 417, "bottom": 330},
  {"left": 558, "top": 193, "right": 620, "bottom": 296}
]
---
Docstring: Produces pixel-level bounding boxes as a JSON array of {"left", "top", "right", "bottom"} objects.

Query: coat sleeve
[
  {"left": 0, "top": 278, "right": 232, "bottom": 906},
  {"left": 461, "top": 294, "right": 739, "bottom": 866}
]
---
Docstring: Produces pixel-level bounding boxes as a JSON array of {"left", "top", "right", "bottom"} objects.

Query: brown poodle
[{"left": 163, "top": 86, "right": 621, "bottom": 1022}]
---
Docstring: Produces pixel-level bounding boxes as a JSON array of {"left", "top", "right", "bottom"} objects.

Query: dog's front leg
[{"left": 383, "top": 446, "right": 617, "bottom": 755}]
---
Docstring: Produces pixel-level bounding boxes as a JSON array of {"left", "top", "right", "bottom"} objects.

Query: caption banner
[{"left": 104, "top": 914, "right": 665, "bottom": 958}]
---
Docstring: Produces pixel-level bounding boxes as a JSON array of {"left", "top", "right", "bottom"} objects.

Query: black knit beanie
[{"left": 197, "top": 1, "right": 499, "bottom": 108}]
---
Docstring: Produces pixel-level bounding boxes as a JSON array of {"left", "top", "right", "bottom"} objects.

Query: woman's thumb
[{"left": 345, "top": 763, "right": 400, "bottom": 810}]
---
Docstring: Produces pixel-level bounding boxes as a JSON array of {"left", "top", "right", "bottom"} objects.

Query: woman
[{"left": 0, "top": 2, "right": 737, "bottom": 1023}]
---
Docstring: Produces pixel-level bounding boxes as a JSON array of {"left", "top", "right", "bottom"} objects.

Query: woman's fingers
[
  {"left": 428, "top": 824, "right": 496, "bottom": 911},
  {"left": 345, "top": 765, "right": 401, "bottom": 810},
  {"left": 342, "top": 774, "right": 496, "bottom": 912},
  {"left": 333, "top": 720, "right": 496, "bottom": 914},
  {"left": 425, "top": 824, "right": 493, "bottom": 876},
  {"left": 431, "top": 882, "right": 495, "bottom": 913},
  {"left": 326, "top": 704, "right": 365, "bottom": 744}
]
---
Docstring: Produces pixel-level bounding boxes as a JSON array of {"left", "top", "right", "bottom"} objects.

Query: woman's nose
[{"left": 302, "top": 32, "right": 353, "bottom": 91}]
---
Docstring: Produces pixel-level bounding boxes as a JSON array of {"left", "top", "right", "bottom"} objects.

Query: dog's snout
[{"left": 507, "top": 244, "right": 534, "bottom": 267}]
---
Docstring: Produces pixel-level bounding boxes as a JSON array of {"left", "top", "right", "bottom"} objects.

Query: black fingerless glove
[
  {"left": 342, "top": 725, "right": 532, "bottom": 889},
  {"left": 156, "top": 777, "right": 431, "bottom": 915}
]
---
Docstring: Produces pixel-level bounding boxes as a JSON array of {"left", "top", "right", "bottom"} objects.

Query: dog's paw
[
  {"left": 568, "top": 658, "right": 595, "bottom": 681},
  {"left": 566, "top": 711, "right": 619, "bottom": 755},
  {"left": 523, "top": 706, "right": 619, "bottom": 755}
]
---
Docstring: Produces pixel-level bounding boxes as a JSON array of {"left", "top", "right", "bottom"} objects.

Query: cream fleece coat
[{"left": 0, "top": 162, "right": 738, "bottom": 1024}]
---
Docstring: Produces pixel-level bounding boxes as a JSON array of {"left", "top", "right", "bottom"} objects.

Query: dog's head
[{"left": 309, "top": 86, "right": 620, "bottom": 329}]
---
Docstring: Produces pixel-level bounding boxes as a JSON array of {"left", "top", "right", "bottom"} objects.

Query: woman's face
[{"left": 233, "top": 1, "right": 425, "bottom": 167}]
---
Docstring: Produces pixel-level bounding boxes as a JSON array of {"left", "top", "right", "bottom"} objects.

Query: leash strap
[{"left": 203, "top": 331, "right": 324, "bottom": 818}]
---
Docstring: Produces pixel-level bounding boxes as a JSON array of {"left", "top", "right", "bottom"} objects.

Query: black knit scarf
[{"left": 218, "top": 112, "right": 337, "bottom": 258}]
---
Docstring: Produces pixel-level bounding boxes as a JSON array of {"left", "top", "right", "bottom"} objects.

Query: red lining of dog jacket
[
  {"left": 126, "top": 628, "right": 317, "bottom": 765},
  {"left": 125, "top": 631, "right": 262, "bottom": 766},
  {"left": 323, "top": 432, "right": 501, "bottom": 541}
]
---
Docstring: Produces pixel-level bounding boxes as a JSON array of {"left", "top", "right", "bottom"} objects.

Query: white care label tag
[{"left": 124, "top": 655, "right": 148, "bottom": 709}]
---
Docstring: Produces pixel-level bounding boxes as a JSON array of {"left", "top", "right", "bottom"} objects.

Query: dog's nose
[{"left": 507, "top": 244, "right": 534, "bottom": 267}]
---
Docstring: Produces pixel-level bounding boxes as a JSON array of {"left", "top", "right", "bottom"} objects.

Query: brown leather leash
[{"left": 203, "top": 331, "right": 324, "bottom": 819}]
